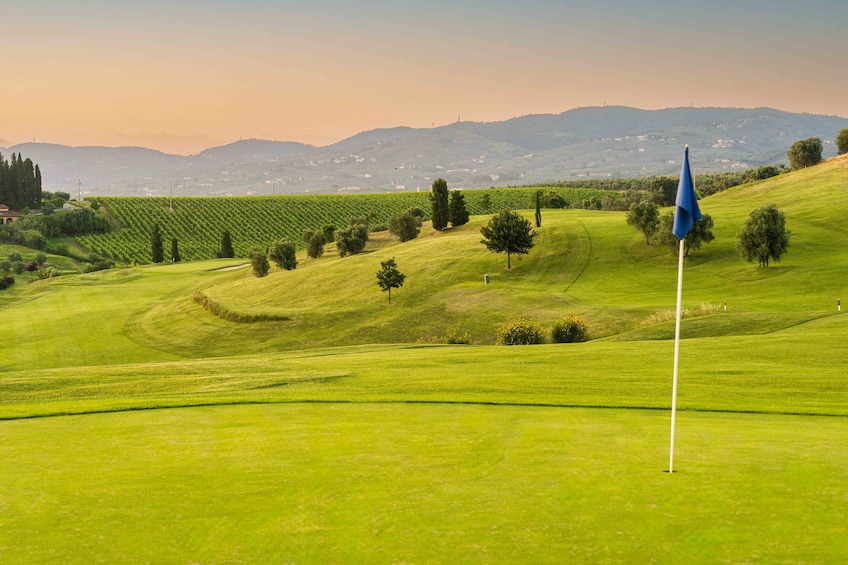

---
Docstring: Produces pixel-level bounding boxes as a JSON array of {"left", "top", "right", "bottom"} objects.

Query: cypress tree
[
  {"left": 429, "top": 178, "right": 449, "bottom": 230},
  {"left": 34, "top": 165, "right": 42, "bottom": 208},
  {"left": 534, "top": 190, "right": 542, "bottom": 228},
  {"left": 171, "top": 237, "right": 181, "bottom": 263},
  {"left": 151, "top": 223, "right": 164, "bottom": 263},
  {"left": 449, "top": 190, "right": 469, "bottom": 227},
  {"left": 219, "top": 230, "right": 235, "bottom": 258}
]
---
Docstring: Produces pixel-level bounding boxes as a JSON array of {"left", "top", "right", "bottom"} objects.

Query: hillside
[
  {"left": 5, "top": 106, "right": 847, "bottom": 197},
  {"left": 3, "top": 156, "right": 848, "bottom": 564},
  {"left": 81, "top": 186, "right": 611, "bottom": 262},
  {"left": 118, "top": 156, "right": 848, "bottom": 358}
]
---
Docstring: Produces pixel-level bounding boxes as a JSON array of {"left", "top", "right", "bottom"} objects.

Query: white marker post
[
  {"left": 668, "top": 145, "right": 700, "bottom": 474},
  {"left": 669, "top": 238, "right": 685, "bottom": 473}
]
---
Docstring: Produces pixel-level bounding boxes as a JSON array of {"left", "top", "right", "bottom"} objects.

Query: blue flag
[{"left": 672, "top": 146, "right": 702, "bottom": 240}]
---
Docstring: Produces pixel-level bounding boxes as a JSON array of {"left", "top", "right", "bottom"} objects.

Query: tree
[
  {"left": 269, "top": 239, "right": 297, "bottom": 270},
  {"left": 150, "top": 223, "right": 164, "bottom": 263},
  {"left": 335, "top": 222, "right": 368, "bottom": 257},
  {"left": 480, "top": 193, "right": 492, "bottom": 211},
  {"left": 321, "top": 224, "right": 337, "bottom": 243},
  {"left": 249, "top": 248, "right": 270, "bottom": 277},
  {"left": 301, "top": 229, "right": 315, "bottom": 244},
  {"left": 376, "top": 257, "right": 405, "bottom": 304},
  {"left": 534, "top": 190, "right": 542, "bottom": 228},
  {"left": 429, "top": 178, "right": 449, "bottom": 230},
  {"left": 626, "top": 201, "right": 660, "bottom": 245},
  {"left": 787, "top": 138, "right": 823, "bottom": 170},
  {"left": 480, "top": 209, "right": 535, "bottom": 269},
  {"left": 737, "top": 205, "right": 790, "bottom": 267},
  {"left": 449, "top": 190, "right": 469, "bottom": 227},
  {"left": 406, "top": 207, "right": 426, "bottom": 221},
  {"left": 219, "top": 230, "right": 235, "bottom": 258},
  {"left": 307, "top": 231, "right": 326, "bottom": 258},
  {"left": 648, "top": 177, "right": 677, "bottom": 207},
  {"left": 388, "top": 212, "right": 421, "bottom": 242},
  {"left": 170, "top": 237, "right": 181, "bottom": 263},
  {"left": 836, "top": 128, "right": 848, "bottom": 155},
  {"left": 658, "top": 211, "right": 715, "bottom": 256}
]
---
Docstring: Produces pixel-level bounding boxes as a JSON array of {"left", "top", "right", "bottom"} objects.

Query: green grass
[
  {"left": 1, "top": 157, "right": 848, "bottom": 562},
  {"left": 80, "top": 186, "right": 614, "bottom": 263},
  {"left": 2, "top": 405, "right": 846, "bottom": 563}
]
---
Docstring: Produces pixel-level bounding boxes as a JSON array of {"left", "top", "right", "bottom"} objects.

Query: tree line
[{"left": 0, "top": 152, "right": 42, "bottom": 210}]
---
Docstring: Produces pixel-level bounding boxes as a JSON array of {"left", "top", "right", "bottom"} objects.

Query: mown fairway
[{"left": 1, "top": 157, "right": 847, "bottom": 562}]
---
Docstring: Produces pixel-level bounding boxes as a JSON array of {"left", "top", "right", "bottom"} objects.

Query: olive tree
[
  {"left": 658, "top": 211, "right": 715, "bottom": 256},
  {"left": 787, "top": 138, "right": 823, "bottom": 170},
  {"left": 836, "top": 128, "right": 848, "bottom": 155},
  {"left": 737, "top": 205, "right": 790, "bottom": 267},
  {"left": 480, "top": 209, "right": 535, "bottom": 269},
  {"left": 376, "top": 257, "right": 405, "bottom": 304},
  {"left": 626, "top": 201, "right": 660, "bottom": 245}
]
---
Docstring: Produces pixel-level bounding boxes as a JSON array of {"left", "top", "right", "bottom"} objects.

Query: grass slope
[{"left": 1, "top": 157, "right": 847, "bottom": 562}]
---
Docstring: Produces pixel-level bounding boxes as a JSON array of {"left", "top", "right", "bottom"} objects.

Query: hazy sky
[{"left": 3, "top": 0, "right": 846, "bottom": 154}]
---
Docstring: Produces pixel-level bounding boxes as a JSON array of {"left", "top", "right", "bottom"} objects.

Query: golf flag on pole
[
  {"left": 668, "top": 145, "right": 701, "bottom": 474},
  {"left": 672, "top": 146, "right": 702, "bottom": 240}
]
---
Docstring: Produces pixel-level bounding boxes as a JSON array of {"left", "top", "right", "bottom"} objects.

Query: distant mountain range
[{"left": 3, "top": 106, "right": 847, "bottom": 198}]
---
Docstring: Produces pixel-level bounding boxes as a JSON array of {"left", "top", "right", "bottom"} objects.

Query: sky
[{"left": 2, "top": 0, "right": 846, "bottom": 154}]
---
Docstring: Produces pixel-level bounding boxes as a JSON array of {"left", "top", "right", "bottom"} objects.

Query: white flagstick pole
[{"left": 669, "top": 238, "right": 685, "bottom": 472}]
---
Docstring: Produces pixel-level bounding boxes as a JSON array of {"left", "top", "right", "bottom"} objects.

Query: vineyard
[{"left": 80, "top": 186, "right": 616, "bottom": 263}]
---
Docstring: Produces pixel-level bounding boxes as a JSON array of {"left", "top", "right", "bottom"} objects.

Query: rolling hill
[
  {"left": 4, "top": 106, "right": 847, "bottom": 197},
  {"left": 1, "top": 155, "right": 847, "bottom": 564}
]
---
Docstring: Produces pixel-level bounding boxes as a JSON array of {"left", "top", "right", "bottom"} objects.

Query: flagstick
[{"left": 669, "top": 238, "right": 686, "bottom": 473}]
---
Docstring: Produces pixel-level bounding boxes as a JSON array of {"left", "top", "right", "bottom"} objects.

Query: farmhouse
[{"left": 0, "top": 204, "right": 21, "bottom": 225}]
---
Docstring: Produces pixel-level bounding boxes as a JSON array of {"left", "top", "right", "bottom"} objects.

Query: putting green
[{"left": 1, "top": 403, "right": 845, "bottom": 563}]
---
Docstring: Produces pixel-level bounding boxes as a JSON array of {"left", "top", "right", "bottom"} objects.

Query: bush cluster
[
  {"left": 496, "top": 319, "right": 546, "bottom": 345},
  {"left": 496, "top": 315, "right": 589, "bottom": 345},
  {"left": 551, "top": 315, "right": 588, "bottom": 343}
]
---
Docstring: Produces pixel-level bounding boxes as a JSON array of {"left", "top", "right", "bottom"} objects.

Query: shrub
[
  {"left": 496, "top": 319, "right": 546, "bottom": 345},
  {"left": 370, "top": 223, "right": 388, "bottom": 233},
  {"left": 0, "top": 275, "right": 15, "bottom": 290},
  {"left": 551, "top": 314, "right": 588, "bottom": 343},
  {"left": 388, "top": 212, "right": 421, "bottom": 242},
  {"left": 306, "top": 231, "right": 326, "bottom": 259},
  {"left": 250, "top": 248, "right": 270, "bottom": 277},
  {"left": 38, "top": 266, "right": 62, "bottom": 279},
  {"left": 445, "top": 329, "right": 472, "bottom": 345},
  {"left": 268, "top": 239, "right": 297, "bottom": 270}
]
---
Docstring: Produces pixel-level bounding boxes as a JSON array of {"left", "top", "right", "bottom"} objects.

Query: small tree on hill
[
  {"left": 737, "top": 204, "right": 790, "bottom": 267},
  {"left": 269, "top": 239, "right": 297, "bottom": 270},
  {"left": 480, "top": 209, "right": 535, "bottom": 269},
  {"left": 335, "top": 221, "right": 369, "bottom": 257},
  {"left": 787, "top": 138, "right": 823, "bottom": 170},
  {"left": 219, "top": 230, "right": 235, "bottom": 258},
  {"left": 658, "top": 211, "right": 715, "bottom": 257},
  {"left": 648, "top": 177, "right": 677, "bottom": 207},
  {"left": 307, "top": 231, "right": 326, "bottom": 258},
  {"left": 430, "top": 178, "right": 449, "bottom": 230},
  {"left": 171, "top": 237, "right": 181, "bottom": 263},
  {"left": 250, "top": 248, "right": 270, "bottom": 277},
  {"left": 534, "top": 190, "right": 542, "bottom": 228},
  {"left": 836, "top": 128, "right": 848, "bottom": 155},
  {"left": 389, "top": 212, "right": 421, "bottom": 242},
  {"left": 302, "top": 229, "right": 315, "bottom": 244},
  {"left": 321, "top": 224, "right": 337, "bottom": 243},
  {"left": 150, "top": 223, "right": 164, "bottom": 263},
  {"left": 449, "top": 190, "right": 469, "bottom": 227},
  {"left": 626, "top": 201, "right": 660, "bottom": 245},
  {"left": 376, "top": 257, "right": 405, "bottom": 304}
]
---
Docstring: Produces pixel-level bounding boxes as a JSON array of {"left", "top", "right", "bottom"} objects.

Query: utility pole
[
  {"left": 78, "top": 179, "right": 81, "bottom": 202},
  {"left": 170, "top": 182, "right": 173, "bottom": 211}
]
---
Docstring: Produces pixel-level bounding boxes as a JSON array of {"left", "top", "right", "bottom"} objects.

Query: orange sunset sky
[{"left": 2, "top": 0, "right": 847, "bottom": 155}]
